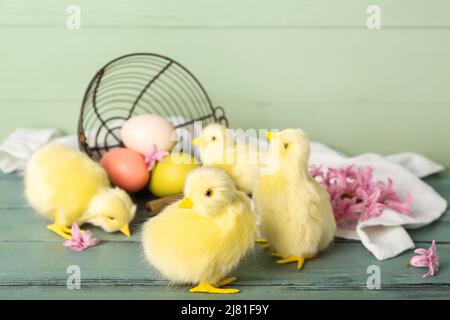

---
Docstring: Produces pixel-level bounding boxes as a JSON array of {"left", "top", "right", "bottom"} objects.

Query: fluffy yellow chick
[
  {"left": 24, "top": 145, "right": 136, "bottom": 239},
  {"left": 192, "top": 123, "right": 266, "bottom": 194},
  {"left": 142, "top": 167, "right": 257, "bottom": 294},
  {"left": 254, "top": 129, "right": 336, "bottom": 269}
]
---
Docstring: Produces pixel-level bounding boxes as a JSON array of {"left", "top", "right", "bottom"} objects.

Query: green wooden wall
[{"left": 1, "top": 0, "right": 450, "bottom": 165}]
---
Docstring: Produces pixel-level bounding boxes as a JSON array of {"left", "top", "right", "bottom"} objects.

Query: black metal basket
[{"left": 78, "top": 53, "right": 228, "bottom": 161}]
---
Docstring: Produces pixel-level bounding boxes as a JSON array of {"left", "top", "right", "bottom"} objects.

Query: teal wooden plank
[
  {"left": 423, "top": 170, "right": 450, "bottom": 194},
  {"left": 411, "top": 171, "right": 450, "bottom": 242},
  {"left": 1, "top": 171, "right": 449, "bottom": 299},
  {"left": 1, "top": 205, "right": 448, "bottom": 243},
  {"left": 1, "top": 243, "right": 448, "bottom": 288},
  {"left": 0, "top": 172, "right": 150, "bottom": 241},
  {"left": 0, "top": 207, "right": 148, "bottom": 242},
  {"left": 409, "top": 212, "right": 450, "bottom": 243},
  {"left": 1, "top": 284, "right": 449, "bottom": 300},
  {"left": 0, "top": 173, "right": 28, "bottom": 208},
  {"left": 0, "top": 170, "right": 449, "bottom": 242}
]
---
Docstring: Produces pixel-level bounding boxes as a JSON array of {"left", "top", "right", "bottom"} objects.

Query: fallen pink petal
[
  {"left": 409, "top": 240, "right": 439, "bottom": 277},
  {"left": 63, "top": 223, "right": 100, "bottom": 252}
]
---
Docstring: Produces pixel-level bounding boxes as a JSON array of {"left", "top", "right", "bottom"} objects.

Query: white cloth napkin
[
  {"left": 0, "top": 119, "right": 193, "bottom": 174},
  {"left": 0, "top": 128, "right": 78, "bottom": 174},
  {"left": 310, "top": 143, "right": 447, "bottom": 260},
  {"left": 1, "top": 128, "right": 447, "bottom": 260}
]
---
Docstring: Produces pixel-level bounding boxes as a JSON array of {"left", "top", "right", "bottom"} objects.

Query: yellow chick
[
  {"left": 192, "top": 123, "right": 266, "bottom": 194},
  {"left": 24, "top": 145, "right": 136, "bottom": 239},
  {"left": 141, "top": 167, "right": 256, "bottom": 294},
  {"left": 254, "top": 129, "right": 336, "bottom": 269}
]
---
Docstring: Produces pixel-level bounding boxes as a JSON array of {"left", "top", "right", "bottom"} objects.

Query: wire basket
[
  {"left": 78, "top": 53, "right": 228, "bottom": 161},
  {"left": 77, "top": 53, "right": 229, "bottom": 207}
]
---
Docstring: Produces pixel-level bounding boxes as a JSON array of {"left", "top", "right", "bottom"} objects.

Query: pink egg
[
  {"left": 121, "top": 114, "right": 175, "bottom": 155},
  {"left": 100, "top": 148, "right": 149, "bottom": 192}
]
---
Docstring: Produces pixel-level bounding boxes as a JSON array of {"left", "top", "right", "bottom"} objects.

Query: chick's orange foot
[
  {"left": 215, "top": 276, "right": 237, "bottom": 287},
  {"left": 61, "top": 226, "right": 72, "bottom": 233},
  {"left": 276, "top": 256, "right": 306, "bottom": 270},
  {"left": 47, "top": 224, "right": 72, "bottom": 240},
  {"left": 271, "top": 252, "right": 282, "bottom": 257},
  {"left": 191, "top": 277, "right": 239, "bottom": 294},
  {"left": 61, "top": 226, "right": 87, "bottom": 234},
  {"left": 190, "top": 281, "right": 240, "bottom": 294},
  {"left": 256, "top": 238, "right": 271, "bottom": 249}
]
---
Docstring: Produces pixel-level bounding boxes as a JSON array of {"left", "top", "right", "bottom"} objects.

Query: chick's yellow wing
[
  {"left": 147, "top": 205, "right": 223, "bottom": 262},
  {"left": 26, "top": 146, "right": 109, "bottom": 220}
]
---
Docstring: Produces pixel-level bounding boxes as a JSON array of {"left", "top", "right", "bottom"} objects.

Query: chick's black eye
[
  {"left": 107, "top": 216, "right": 115, "bottom": 221},
  {"left": 211, "top": 136, "right": 216, "bottom": 141},
  {"left": 284, "top": 143, "right": 289, "bottom": 149},
  {"left": 205, "top": 189, "right": 214, "bottom": 197}
]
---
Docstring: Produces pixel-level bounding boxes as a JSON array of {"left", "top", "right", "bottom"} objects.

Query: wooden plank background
[
  {"left": 0, "top": 170, "right": 449, "bottom": 299},
  {"left": 1, "top": 0, "right": 449, "bottom": 166}
]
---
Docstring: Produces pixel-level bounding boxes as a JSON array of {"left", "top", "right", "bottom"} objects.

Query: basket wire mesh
[{"left": 78, "top": 53, "right": 228, "bottom": 161}]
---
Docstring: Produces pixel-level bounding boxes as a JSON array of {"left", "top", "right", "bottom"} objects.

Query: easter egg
[
  {"left": 121, "top": 114, "right": 176, "bottom": 155},
  {"left": 149, "top": 152, "right": 199, "bottom": 197},
  {"left": 100, "top": 148, "right": 149, "bottom": 192}
]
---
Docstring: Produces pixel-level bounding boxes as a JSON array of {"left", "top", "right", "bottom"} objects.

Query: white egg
[{"left": 121, "top": 114, "right": 176, "bottom": 154}]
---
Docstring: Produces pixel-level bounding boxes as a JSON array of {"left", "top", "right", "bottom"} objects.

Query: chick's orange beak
[
  {"left": 120, "top": 225, "right": 131, "bottom": 237},
  {"left": 179, "top": 197, "right": 193, "bottom": 209},
  {"left": 266, "top": 130, "right": 273, "bottom": 142}
]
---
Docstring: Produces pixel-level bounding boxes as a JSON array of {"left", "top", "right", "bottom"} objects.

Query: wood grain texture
[
  {"left": 2, "top": 284, "right": 449, "bottom": 300},
  {"left": 1, "top": 171, "right": 448, "bottom": 243},
  {"left": 1, "top": 204, "right": 448, "bottom": 243},
  {"left": 3, "top": 29, "right": 449, "bottom": 102},
  {"left": 0, "top": 1, "right": 450, "bottom": 165},
  {"left": 0, "top": 171, "right": 449, "bottom": 299},
  {"left": 1, "top": 0, "right": 450, "bottom": 28},
  {"left": 0, "top": 1, "right": 449, "bottom": 298},
  {"left": 0, "top": 242, "right": 449, "bottom": 299},
  {"left": 1, "top": 28, "right": 450, "bottom": 163},
  {"left": 2, "top": 240, "right": 449, "bottom": 287}
]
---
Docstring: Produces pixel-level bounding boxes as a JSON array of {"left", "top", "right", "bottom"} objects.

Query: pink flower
[
  {"left": 356, "top": 166, "right": 373, "bottom": 190},
  {"left": 378, "top": 178, "right": 397, "bottom": 202},
  {"left": 409, "top": 240, "right": 439, "bottom": 277},
  {"left": 309, "top": 164, "right": 323, "bottom": 178},
  {"left": 309, "top": 164, "right": 411, "bottom": 224},
  {"left": 333, "top": 195, "right": 364, "bottom": 222},
  {"left": 63, "top": 223, "right": 100, "bottom": 252},
  {"left": 358, "top": 188, "right": 386, "bottom": 220},
  {"left": 385, "top": 193, "right": 412, "bottom": 215},
  {"left": 144, "top": 144, "right": 169, "bottom": 171},
  {"left": 328, "top": 167, "right": 348, "bottom": 190}
]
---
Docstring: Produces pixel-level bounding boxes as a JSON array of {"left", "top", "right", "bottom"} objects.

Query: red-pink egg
[{"left": 100, "top": 148, "right": 149, "bottom": 192}]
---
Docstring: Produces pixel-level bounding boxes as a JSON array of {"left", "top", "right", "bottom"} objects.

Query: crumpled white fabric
[
  {"left": 0, "top": 128, "right": 78, "bottom": 174},
  {"left": 1, "top": 128, "right": 447, "bottom": 260},
  {"left": 310, "top": 142, "right": 447, "bottom": 260},
  {"left": 0, "top": 117, "right": 194, "bottom": 174}
]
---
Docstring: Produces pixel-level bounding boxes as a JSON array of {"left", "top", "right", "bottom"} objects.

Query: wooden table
[{"left": 0, "top": 171, "right": 449, "bottom": 299}]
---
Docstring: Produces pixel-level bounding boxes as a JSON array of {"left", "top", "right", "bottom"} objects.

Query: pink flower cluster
[{"left": 310, "top": 165, "right": 411, "bottom": 223}]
